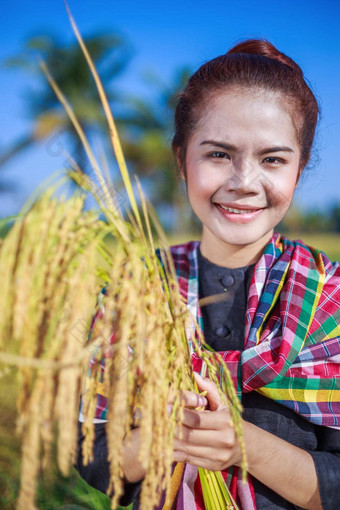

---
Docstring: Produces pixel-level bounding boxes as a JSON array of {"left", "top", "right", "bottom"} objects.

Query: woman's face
[{"left": 182, "top": 88, "right": 302, "bottom": 266}]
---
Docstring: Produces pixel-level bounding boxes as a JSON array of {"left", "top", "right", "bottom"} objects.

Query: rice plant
[{"left": 0, "top": 4, "right": 247, "bottom": 509}]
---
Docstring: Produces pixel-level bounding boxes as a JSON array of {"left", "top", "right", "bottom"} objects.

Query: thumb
[{"left": 194, "top": 372, "right": 225, "bottom": 412}]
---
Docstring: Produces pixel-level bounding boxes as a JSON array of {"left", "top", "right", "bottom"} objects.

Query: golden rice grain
[{"left": 0, "top": 7, "right": 245, "bottom": 509}]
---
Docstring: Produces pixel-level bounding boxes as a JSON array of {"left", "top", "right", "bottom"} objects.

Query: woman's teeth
[{"left": 219, "top": 205, "right": 257, "bottom": 214}]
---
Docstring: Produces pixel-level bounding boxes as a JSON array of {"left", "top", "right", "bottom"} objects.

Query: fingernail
[{"left": 198, "top": 396, "right": 207, "bottom": 407}]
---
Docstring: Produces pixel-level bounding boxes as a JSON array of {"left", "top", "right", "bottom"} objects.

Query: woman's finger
[
  {"left": 174, "top": 420, "right": 235, "bottom": 447},
  {"left": 193, "top": 372, "right": 225, "bottom": 411},
  {"left": 181, "top": 389, "right": 208, "bottom": 409},
  {"left": 178, "top": 407, "right": 231, "bottom": 430},
  {"left": 167, "top": 388, "right": 207, "bottom": 409},
  {"left": 173, "top": 443, "right": 236, "bottom": 471}
]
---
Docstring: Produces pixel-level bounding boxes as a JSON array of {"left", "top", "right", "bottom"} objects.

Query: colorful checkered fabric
[
  {"left": 166, "top": 233, "right": 340, "bottom": 509},
  {"left": 170, "top": 233, "right": 340, "bottom": 430}
]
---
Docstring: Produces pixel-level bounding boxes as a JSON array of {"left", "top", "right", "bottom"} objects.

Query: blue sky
[{"left": 1, "top": 0, "right": 340, "bottom": 218}]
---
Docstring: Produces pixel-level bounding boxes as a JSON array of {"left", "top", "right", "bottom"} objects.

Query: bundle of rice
[{"left": 0, "top": 5, "right": 246, "bottom": 509}]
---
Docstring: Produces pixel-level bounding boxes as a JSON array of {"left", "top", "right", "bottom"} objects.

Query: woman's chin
[{"left": 215, "top": 227, "right": 273, "bottom": 249}]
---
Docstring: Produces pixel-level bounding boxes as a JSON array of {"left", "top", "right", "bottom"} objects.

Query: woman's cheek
[
  {"left": 265, "top": 177, "right": 297, "bottom": 224},
  {"left": 188, "top": 167, "right": 219, "bottom": 199},
  {"left": 266, "top": 172, "right": 296, "bottom": 206}
]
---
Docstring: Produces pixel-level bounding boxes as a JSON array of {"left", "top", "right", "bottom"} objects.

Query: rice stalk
[
  {"left": 64, "top": 0, "right": 143, "bottom": 235},
  {"left": 0, "top": 5, "right": 247, "bottom": 509},
  {"left": 0, "top": 192, "right": 108, "bottom": 509}
]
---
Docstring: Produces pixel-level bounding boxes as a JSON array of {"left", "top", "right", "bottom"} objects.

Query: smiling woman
[
  {"left": 77, "top": 39, "right": 340, "bottom": 510},
  {"left": 182, "top": 90, "right": 302, "bottom": 267}
]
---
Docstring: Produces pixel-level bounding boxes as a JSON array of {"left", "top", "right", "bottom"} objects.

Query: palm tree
[
  {"left": 2, "top": 35, "right": 197, "bottom": 233},
  {"left": 1, "top": 32, "right": 132, "bottom": 172}
]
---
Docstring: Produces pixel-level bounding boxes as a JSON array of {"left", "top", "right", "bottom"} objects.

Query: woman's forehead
[{"left": 191, "top": 89, "right": 300, "bottom": 147}]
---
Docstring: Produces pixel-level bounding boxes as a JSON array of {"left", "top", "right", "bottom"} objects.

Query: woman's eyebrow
[
  {"left": 200, "top": 140, "right": 236, "bottom": 150},
  {"left": 200, "top": 141, "right": 294, "bottom": 155},
  {"left": 258, "top": 146, "right": 294, "bottom": 155}
]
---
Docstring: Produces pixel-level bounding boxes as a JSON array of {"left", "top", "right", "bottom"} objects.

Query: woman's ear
[
  {"left": 295, "top": 169, "right": 302, "bottom": 189},
  {"left": 174, "top": 147, "right": 186, "bottom": 180},
  {"left": 295, "top": 162, "right": 306, "bottom": 188},
  {"left": 296, "top": 152, "right": 310, "bottom": 187}
]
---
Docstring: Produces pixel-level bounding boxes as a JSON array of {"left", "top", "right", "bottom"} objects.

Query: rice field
[
  {"left": 168, "top": 232, "right": 340, "bottom": 262},
  {"left": 284, "top": 232, "right": 340, "bottom": 262}
]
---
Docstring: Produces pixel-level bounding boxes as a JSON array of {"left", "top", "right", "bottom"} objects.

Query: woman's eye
[
  {"left": 263, "top": 157, "right": 285, "bottom": 165},
  {"left": 208, "top": 151, "right": 229, "bottom": 159}
]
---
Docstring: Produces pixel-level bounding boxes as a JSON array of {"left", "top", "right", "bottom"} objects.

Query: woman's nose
[{"left": 225, "top": 160, "right": 260, "bottom": 194}]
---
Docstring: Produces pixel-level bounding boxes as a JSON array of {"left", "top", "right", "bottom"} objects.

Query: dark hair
[{"left": 172, "top": 39, "right": 319, "bottom": 170}]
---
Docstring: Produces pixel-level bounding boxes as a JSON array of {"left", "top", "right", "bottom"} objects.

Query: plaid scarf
[{"left": 170, "top": 233, "right": 340, "bottom": 510}]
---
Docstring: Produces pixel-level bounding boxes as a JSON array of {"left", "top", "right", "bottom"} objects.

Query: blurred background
[
  {"left": 1, "top": 0, "right": 340, "bottom": 508},
  {"left": 1, "top": 0, "right": 340, "bottom": 243}
]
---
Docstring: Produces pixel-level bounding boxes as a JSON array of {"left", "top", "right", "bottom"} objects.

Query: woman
[{"left": 77, "top": 39, "right": 340, "bottom": 509}]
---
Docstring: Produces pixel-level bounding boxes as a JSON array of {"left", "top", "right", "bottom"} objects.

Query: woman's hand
[
  {"left": 123, "top": 374, "right": 321, "bottom": 509},
  {"left": 121, "top": 427, "right": 146, "bottom": 483},
  {"left": 173, "top": 372, "right": 243, "bottom": 471},
  {"left": 172, "top": 374, "right": 321, "bottom": 509}
]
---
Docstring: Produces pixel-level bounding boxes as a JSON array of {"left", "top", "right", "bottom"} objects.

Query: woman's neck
[{"left": 199, "top": 229, "right": 274, "bottom": 268}]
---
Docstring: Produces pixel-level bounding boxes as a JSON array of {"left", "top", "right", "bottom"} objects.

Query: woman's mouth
[{"left": 215, "top": 203, "right": 265, "bottom": 223}]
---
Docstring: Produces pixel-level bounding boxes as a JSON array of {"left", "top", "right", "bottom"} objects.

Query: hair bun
[{"left": 227, "top": 39, "right": 301, "bottom": 74}]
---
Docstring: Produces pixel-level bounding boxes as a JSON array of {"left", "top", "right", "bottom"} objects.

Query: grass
[
  {"left": 283, "top": 232, "right": 340, "bottom": 261},
  {"left": 167, "top": 231, "right": 340, "bottom": 262}
]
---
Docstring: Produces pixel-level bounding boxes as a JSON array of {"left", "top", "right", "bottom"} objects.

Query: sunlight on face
[{"left": 184, "top": 88, "right": 302, "bottom": 266}]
